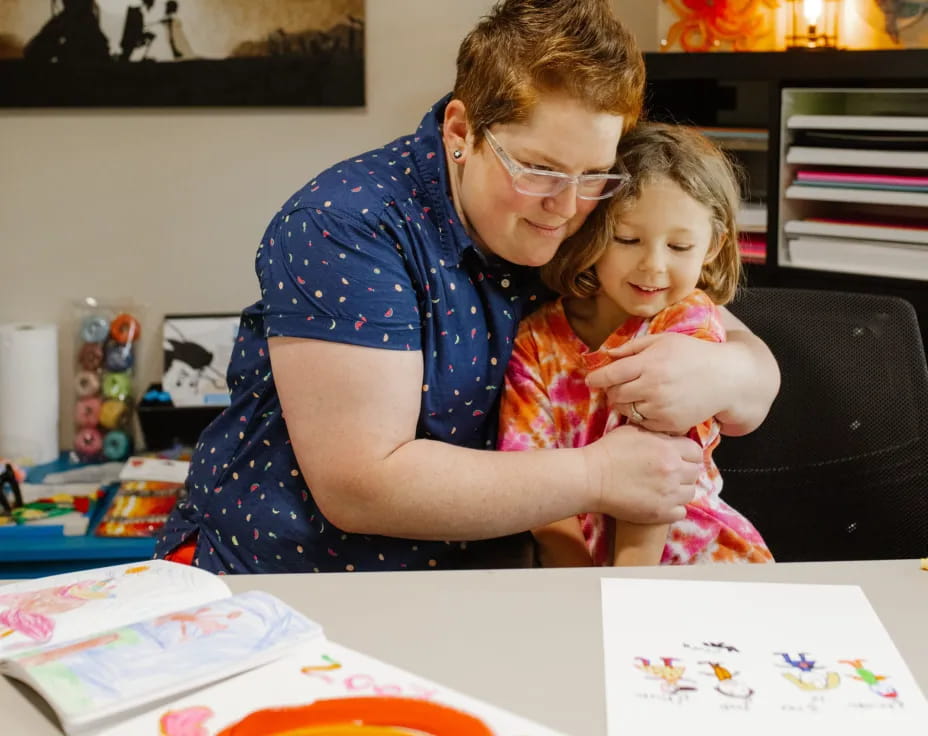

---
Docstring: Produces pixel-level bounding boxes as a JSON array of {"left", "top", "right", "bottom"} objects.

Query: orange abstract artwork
[
  {"left": 661, "top": 0, "right": 782, "bottom": 52},
  {"left": 160, "top": 697, "right": 494, "bottom": 736}
]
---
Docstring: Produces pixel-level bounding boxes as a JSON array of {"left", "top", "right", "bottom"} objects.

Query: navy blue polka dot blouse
[{"left": 154, "top": 96, "right": 547, "bottom": 573}]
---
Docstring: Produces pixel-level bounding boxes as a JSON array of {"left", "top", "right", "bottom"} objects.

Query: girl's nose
[{"left": 639, "top": 247, "right": 667, "bottom": 273}]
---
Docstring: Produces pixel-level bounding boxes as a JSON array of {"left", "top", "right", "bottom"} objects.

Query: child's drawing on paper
[
  {"left": 9, "top": 591, "right": 318, "bottom": 722},
  {"left": 777, "top": 652, "right": 841, "bottom": 691},
  {"left": 700, "top": 661, "right": 754, "bottom": 699},
  {"left": 159, "top": 705, "right": 214, "bottom": 736},
  {"left": 634, "top": 656, "right": 697, "bottom": 695},
  {"left": 160, "top": 696, "right": 496, "bottom": 736},
  {"left": 154, "top": 607, "right": 243, "bottom": 640},
  {"left": 840, "top": 659, "right": 898, "bottom": 699},
  {"left": 300, "top": 652, "right": 439, "bottom": 700},
  {"left": 0, "top": 561, "right": 232, "bottom": 656},
  {"left": 601, "top": 580, "right": 928, "bottom": 729},
  {"left": 0, "top": 578, "right": 116, "bottom": 645},
  {"left": 300, "top": 653, "right": 342, "bottom": 680}
]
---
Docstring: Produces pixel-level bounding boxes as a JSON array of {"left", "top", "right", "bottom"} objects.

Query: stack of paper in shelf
[
  {"left": 738, "top": 203, "right": 767, "bottom": 265},
  {"left": 786, "top": 168, "right": 928, "bottom": 208},
  {"left": 695, "top": 127, "right": 769, "bottom": 266},
  {"left": 783, "top": 113, "right": 928, "bottom": 279},
  {"left": 784, "top": 217, "right": 928, "bottom": 281}
]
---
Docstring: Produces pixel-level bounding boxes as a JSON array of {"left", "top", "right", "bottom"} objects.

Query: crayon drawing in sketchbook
[
  {"left": 0, "top": 560, "right": 230, "bottom": 654},
  {"left": 0, "top": 561, "right": 561, "bottom": 735}
]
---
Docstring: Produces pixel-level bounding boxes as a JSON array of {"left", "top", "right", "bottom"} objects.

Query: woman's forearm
[
  {"left": 715, "top": 314, "right": 780, "bottom": 437},
  {"left": 314, "top": 440, "right": 595, "bottom": 540}
]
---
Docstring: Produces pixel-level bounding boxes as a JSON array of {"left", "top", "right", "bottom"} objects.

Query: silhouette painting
[{"left": 0, "top": 1, "right": 364, "bottom": 106}]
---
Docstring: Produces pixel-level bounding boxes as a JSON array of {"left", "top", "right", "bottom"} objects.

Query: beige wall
[{"left": 0, "top": 1, "right": 657, "bottom": 450}]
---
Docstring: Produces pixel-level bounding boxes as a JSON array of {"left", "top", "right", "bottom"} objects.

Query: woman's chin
[{"left": 509, "top": 243, "right": 561, "bottom": 268}]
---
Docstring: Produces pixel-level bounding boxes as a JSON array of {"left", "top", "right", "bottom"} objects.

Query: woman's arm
[
  {"left": 585, "top": 309, "right": 780, "bottom": 437},
  {"left": 714, "top": 307, "right": 781, "bottom": 436},
  {"left": 269, "top": 336, "right": 702, "bottom": 539}
]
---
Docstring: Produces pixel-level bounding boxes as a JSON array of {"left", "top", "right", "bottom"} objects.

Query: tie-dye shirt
[{"left": 498, "top": 289, "right": 772, "bottom": 566}]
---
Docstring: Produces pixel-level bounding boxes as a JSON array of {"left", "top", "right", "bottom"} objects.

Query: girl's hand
[
  {"left": 585, "top": 332, "right": 732, "bottom": 434},
  {"left": 583, "top": 423, "right": 701, "bottom": 524}
]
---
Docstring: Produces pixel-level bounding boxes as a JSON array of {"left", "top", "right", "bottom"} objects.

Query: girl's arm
[
  {"left": 532, "top": 517, "right": 593, "bottom": 567},
  {"left": 612, "top": 521, "right": 668, "bottom": 566}
]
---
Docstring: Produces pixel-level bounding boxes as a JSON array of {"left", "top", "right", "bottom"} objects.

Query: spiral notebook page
[{"left": 601, "top": 578, "right": 927, "bottom": 735}]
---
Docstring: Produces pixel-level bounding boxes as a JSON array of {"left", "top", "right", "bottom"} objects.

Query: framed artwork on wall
[{"left": 0, "top": 0, "right": 364, "bottom": 107}]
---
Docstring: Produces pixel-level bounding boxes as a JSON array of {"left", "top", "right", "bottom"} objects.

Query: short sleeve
[
  {"left": 648, "top": 290, "right": 725, "bottom": 344},
  {"left": 498, "top": 328, "right": 559, "bottom": 451},
  {"left": 256, "top": 204, "right": 422, "bottom": 351}
]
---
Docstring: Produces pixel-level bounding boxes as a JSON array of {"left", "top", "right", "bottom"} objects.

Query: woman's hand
[
  {"left": 583, "top": 423, "right": 701, "bottom": 524},
  {"left": 585, "top": 332, "right": 729, "bottom": 433},
  {"left": 585, "top": 318, "right": 779, "bottom": 436}
]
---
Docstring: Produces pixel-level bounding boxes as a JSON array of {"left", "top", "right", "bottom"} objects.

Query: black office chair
[{"left": 714, "top": 287, "right": 928, "bottom": 562}]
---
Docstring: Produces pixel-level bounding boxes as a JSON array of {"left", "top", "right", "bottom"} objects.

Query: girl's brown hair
[
  {"left": 454, "top": 0, "right": 645, "bottom": 146},
  {"left": 542, "top": 122, "right": 744, "bottom": 305}
]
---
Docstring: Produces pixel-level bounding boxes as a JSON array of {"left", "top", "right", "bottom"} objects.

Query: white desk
[{"left": 2, "top": 560, "right": 926, "bottom": 734}]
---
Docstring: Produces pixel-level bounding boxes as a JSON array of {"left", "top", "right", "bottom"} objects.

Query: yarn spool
[
  {"left": 104, "top": 342, "right": 134, "bottom": 372},
  {"left": 75, "top": 396, "right": 102, "bottom": 428},
  {"left": 80, "top": 315, "right": 110, "bottom": 344},
  {"left": 102, "top": 430, "right": 131, "bottom": 461},
  {"left": 109, "top": 313, "right": 141, "bottom": 345},
  {"left": 102, "top": 372, "right": 132, "bottom": 400},
  {"left": 75, "top": 370, "right": 101, "bottom": 398},
  {"left": 77, "top": 342, "right": 104, "bottom": 371},
  {"left": 74, "top": 427, "right": 104, "bottom": 458}
]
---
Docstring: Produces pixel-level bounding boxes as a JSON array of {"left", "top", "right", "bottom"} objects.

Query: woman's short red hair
[{"left": 453, "top": 0, "right": 645, "bottom": 145}]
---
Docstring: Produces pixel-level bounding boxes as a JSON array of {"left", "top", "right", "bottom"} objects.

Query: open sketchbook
[
  {"left": 0, "top": 561, "right": 561, "bottom": 735},
  {"left": 601, "top": 578, "right": 928, "bottom": 735}
]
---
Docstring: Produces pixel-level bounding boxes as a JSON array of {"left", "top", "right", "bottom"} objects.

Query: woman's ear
[{"left": 442, "top": 99, "right": 472, "bottom": 163}]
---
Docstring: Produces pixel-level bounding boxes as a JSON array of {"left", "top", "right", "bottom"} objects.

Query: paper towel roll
[{"left": 0, "top": 323, "right": 59, "bottom": 466}]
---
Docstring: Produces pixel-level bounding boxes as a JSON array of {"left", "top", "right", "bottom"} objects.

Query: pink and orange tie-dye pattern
[{"left": 499, "top": 289, "right": 772, "bottom": 566}]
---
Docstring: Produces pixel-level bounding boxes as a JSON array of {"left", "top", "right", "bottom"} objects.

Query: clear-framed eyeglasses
[{"left": 483, "top": 127, "right": 629, "bottom": 201}]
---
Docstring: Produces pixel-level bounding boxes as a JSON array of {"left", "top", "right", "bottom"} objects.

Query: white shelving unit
[{"left": 778, "top": 88, "right": 928, "bottom": 282}]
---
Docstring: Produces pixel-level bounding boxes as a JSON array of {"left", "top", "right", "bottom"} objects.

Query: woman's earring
[{"left": 452, "top": 150, "right": 463, "bottom": 160}]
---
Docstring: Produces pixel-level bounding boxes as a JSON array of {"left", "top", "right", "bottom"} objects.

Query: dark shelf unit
[{"left": 643, "top": 49, "right": 928, "bottom": 350}]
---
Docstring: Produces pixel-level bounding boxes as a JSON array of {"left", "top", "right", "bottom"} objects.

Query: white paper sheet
[
  {"left": 601, "top": 578, "right": 927, "bottom": 735},
  {"left": 96, "top": 639, "right": 564, "bottom": 735}
]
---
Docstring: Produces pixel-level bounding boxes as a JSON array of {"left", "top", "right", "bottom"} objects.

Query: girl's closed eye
[
  {"left": 668, "top": 242, "right": 695, "bottom": 252},
  {"left": 614, "top": 235, "right": 639, "bottom": 245}
]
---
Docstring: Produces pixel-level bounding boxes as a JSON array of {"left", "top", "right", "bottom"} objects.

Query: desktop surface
[{"left": 1, "top": 559, "right": 925, "bottom": 734}]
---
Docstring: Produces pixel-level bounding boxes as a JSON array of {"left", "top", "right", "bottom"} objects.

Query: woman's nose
[{"left": 542, "top": 182, "right": 578, "bottom": 220}]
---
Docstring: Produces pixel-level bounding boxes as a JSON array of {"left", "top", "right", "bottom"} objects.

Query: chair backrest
[{"left": 714, "top": 287, "right": 928, "bottom": 562}]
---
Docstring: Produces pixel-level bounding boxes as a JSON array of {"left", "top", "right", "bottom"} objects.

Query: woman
[{"left": 155, "top": 0, "right": 779, "bottom": 574}]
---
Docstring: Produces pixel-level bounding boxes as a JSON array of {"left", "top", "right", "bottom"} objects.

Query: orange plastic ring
[
  {"left": 216, "top": 697, "right": 494, "bottom": 736},
  {"left": 110, "top": 313, "right": 141, "bottom": 344}
]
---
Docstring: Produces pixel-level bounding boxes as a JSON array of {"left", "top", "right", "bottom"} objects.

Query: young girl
[{"left": 498, "top": 123, "right": 773, "bottom": 567}]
